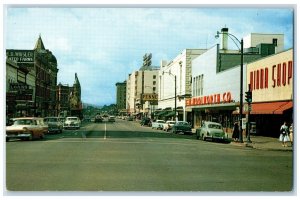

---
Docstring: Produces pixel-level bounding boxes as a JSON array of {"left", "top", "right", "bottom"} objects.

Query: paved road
[{"left": 5, "top": 119, "right": 294, "bottom": 193}]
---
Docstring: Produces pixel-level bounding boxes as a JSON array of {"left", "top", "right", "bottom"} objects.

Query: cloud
[{"left": 5, "top": 7, "right": 294, "bottom": 106}]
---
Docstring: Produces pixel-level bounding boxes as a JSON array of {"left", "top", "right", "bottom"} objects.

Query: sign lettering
[{"left": 186, "top": 92, "right": 232, "bottom": 107}]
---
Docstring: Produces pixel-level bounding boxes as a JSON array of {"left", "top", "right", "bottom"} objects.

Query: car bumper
[
  {"left": 6, "top": 133, "right": 31, "bottom": 139},
  {"left": 63, "top": 124, "right": 80, "bottom": 129}
]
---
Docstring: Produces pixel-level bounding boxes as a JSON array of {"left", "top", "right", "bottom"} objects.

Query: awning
[
  {"left": 165, "top": 111, "right": 175, "bottom": 117},
  {"left": 233, "top": 101, "right": 293, "bottom": 115}
]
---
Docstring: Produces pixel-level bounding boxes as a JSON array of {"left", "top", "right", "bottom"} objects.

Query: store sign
[
  {"left": 142, "top": 93, "right": 158, "bottom": 101},
  {"left": 10, "top": 83, "right": 29, "bottom": 91},
  {"left": 186, "top": 92, "right": 232, "bottom": 107},
  {"left": 249, "top": 60, "right": 293, "bottom": 91},
  {"left": 6, "top": 50, "right": 34, "bottom": 63}
]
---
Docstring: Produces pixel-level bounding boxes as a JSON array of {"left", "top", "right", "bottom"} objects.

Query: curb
[{"left": 230, "top": 141, "right": 293, "bottom": 151}]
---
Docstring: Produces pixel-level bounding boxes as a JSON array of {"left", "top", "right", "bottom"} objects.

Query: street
[{"left": 6, "top": 119, "right": 293, "bottom": 192}]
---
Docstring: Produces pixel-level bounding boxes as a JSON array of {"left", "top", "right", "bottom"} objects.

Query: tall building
[
  {"left": 126, "top": 68, "right": 159, "bottom": 118},
  {"left": 6, "top": 34, "right": 58, "bottom": 117},
  {"left": 33, "top": 35, "right": 59, "bottom": 117},
  {"left": 115, "top": 81, "right": 127, "bottom": 114},
  {"left": 69, "top": 73, "right": 83, "bottom": 119}
]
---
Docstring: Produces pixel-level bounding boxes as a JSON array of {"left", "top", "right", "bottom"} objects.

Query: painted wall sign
[
  {"left": 6, "top": 50, "right": 34, "bottom": 63},
  {"left": 186, "top": 92, "right": 232, "bottom": 107}
]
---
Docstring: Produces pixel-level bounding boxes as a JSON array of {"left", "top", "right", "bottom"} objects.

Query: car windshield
[
  {"left": 178, "top": 122, "right": 188, "bottom": 125},
  {"left": 208, "top": 124, "right": 222, "bottom": 129},
  {"left": 67, "top": 117, "right": 78, "bottom": 121},
  {"left": 13, "top": 119, "right": 35, "bottom": 125}
]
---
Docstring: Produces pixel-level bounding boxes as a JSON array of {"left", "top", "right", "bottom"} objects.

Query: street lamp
[
  {"left": 215, "top": 29, "right": 244, "bottom": 143},
  {"left": 163, "top": 70, "right": 177, "bottom": 122}
]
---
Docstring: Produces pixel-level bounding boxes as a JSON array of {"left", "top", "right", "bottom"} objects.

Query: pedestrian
[
  {"left": 279, "top": 121, "right": 290, "bottom": 147},
  {"left": 232, "top": 122, "right": 239, "bottom": 142},
  {"left": 289, "top": 123, "right": 293, "bottom": 146}
]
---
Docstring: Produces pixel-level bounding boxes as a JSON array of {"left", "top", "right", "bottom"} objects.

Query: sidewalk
[{"left": 229, "top": 135, "right": 293, "bottom": 151}]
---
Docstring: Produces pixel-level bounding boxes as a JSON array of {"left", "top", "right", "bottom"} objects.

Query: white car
[
  {"left": 6, "top": 117, "right": 48, "bottom": 141},
  {"left": 63, "top": 117, "right": 81, "bottom": 129},
  {"left": 163, "top": 121, "right": 176, "bottom": 132},
  {"left": 151, "top": 120, "right": 165, "bottom": 130}
]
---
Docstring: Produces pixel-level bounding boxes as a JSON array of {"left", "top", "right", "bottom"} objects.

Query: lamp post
[
  {"left": 163, "top": 70, "right": 177, "bottom": 122},
  {"left": 216, "top": 29, "right": 244, "bottom": 143}
]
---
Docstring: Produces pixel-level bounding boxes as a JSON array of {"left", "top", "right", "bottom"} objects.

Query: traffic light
[{"left": 245, "top": 90, "right": 252, "bottom": 103}]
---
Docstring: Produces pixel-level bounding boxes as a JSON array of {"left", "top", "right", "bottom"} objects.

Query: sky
[{"left": 4, "top": 4, "right": 295, "bottom": 106}]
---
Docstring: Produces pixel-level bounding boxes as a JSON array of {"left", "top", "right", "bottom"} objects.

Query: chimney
[{"left": 221, "top": 27, "right": 228, "bottom": 50}]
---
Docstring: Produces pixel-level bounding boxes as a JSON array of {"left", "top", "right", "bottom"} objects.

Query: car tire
[{"left": 28, "top": 133, "right": 33, "bottom": 141}]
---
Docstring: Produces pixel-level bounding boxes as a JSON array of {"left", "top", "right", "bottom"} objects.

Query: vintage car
[
  {"left": 6, "top": 117, "right": 48, "bottom": 141},
  {"left": 44, "top": 117, "right": 63, "bottom": 133},
  {"left": 151, "top": 120, "right": 165, "bottom": 130},
  {"left": 163, "top": 120, "right": 176, "bottom": 132},
  {"left": 94, "top": 115, "right": 103, "bottom": 123},
  {"left": 108, "top": 116, "right": 116, "bottom": 122},
  {"left": 140, "top": 117, "right": 151, "bottom": 126},
  {"left": 196, "top": 121, "right": 227, "bottom": 141},
  {"left": 63, "top": 116, "right": 81, "bottom": 129},
  {"left": 171, "top": 121, "right": 192, "bottom": 134}
]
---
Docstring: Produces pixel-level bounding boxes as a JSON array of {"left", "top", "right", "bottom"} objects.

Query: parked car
[
  {"left": 127, "top": 116, "right": 134, "bottom": 121},
  {"left": 172, "top": 121, "right": 192, "bottom": 134},
  {"left": 151, "top": 120, "right": 165, "bottom": 130},
  {"left": 108, "top": 116, "right": 116, "bottom": 122},
  {"left": 163, "top": 120, "right": 176, "bottom": 132},
  {"left": 140, "top": 117, "right": 151, "bottom": 126},
  {"left": 95, "top": 115, "right": 103, "bottom": 123},
  {"left": 6, "top": 117, "right": 48, "bottom": 141},
  {"left": 63, "top": 117, "right": 81, "bottom": 129},
  {"left": 44, "top": 117, "right": 63, "bottom": 133},
  {"left": 196, "top": 121, "right": 227, "bottom": 141}
]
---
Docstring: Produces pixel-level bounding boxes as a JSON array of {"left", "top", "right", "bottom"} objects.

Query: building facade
[
  {"left": 157, "top": 49, "right": 207, "bottom": 121},
  {"left": 6, "top": 59, "right": 35, "bottom": 118},
  {"left": 56, "top": 83, "right": 72, "bottom": 117},
  {"left": 187, "top": 32, "right": 292, "bottom": 137},
  {"left": 115, "top": 81, "right": 127, "bottom": 114},
  {"left": 126, "top": 68, "right": 159, "bottom": 118},
  {"left": 6, "top": 35, "right": 58, "bottom": 118},
  {"left": 244, "top": 48, "right": 293, "bottom": 137}
]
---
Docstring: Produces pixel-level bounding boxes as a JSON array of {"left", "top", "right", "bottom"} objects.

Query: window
[
  {"left": 153, "top": 75, "right": 156, "bottom": 79},
  {"left": 153, "top": 87, "right": 156, "bottom": 93},
  {"left": 273, "top": 38, "right": 278, "bottom": 46},
  {"left": 153, "top": 81, "right": 156, "bottom": 85}
]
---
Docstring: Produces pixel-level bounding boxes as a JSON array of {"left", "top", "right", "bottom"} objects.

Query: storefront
[
  {"left": 244, "top": 48, "right": 293, "bottom": 137},
  {"left": 188, "top": 45, "right": 247, "bottom": 131}
]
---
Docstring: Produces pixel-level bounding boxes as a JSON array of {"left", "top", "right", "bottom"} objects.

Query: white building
[
  {"left": 243, "top": 33, "right": 284, "bottom": 53},
  {"left": 158, "top": 49, "right": 207, "bottom": 121},
  {"left": 126, "top": 68, "right": 159, "bottom": 117}
]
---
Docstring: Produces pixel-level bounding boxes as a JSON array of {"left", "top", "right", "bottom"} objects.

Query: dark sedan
[{"left": 172, "top": 121, "right": 192, "bottom": 134}]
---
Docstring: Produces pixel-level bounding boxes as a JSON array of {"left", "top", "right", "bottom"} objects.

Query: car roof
[{"left": 204, "top": 121, "right": 222, "bottom": 125}]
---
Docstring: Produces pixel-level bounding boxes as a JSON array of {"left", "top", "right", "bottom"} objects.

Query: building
[
  {"left": 244, "top": 48, "right": 293, "bottom": 137},
  {"left": 157, "top": 49, "right": 207, "bottom": 121},
  {"left": 33, "top": 35, "right": 58, "bottom": 117},
  {"left": 187, "top": 29, "right": 290, "bottom": 137},
  {"left": 69, "top": 73, "right": 83, "bottom": 119},
  {"left": 6, "top": 35, "right": 59, "bottom": 117},
  {"left": 126, "top": 68, "right": 159, "bottom": 118},
  {"left": 115, "top": 81, "right": 127, "bottom": 115},
  {"left": 187, "top": 44, "right": 246, "bottom": 130},
  {"left": 6, "top": 59, "right": 35, "bottom": 118},
  {"left": 56, "top": 83, "right": 72, "bottom": 117}
]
